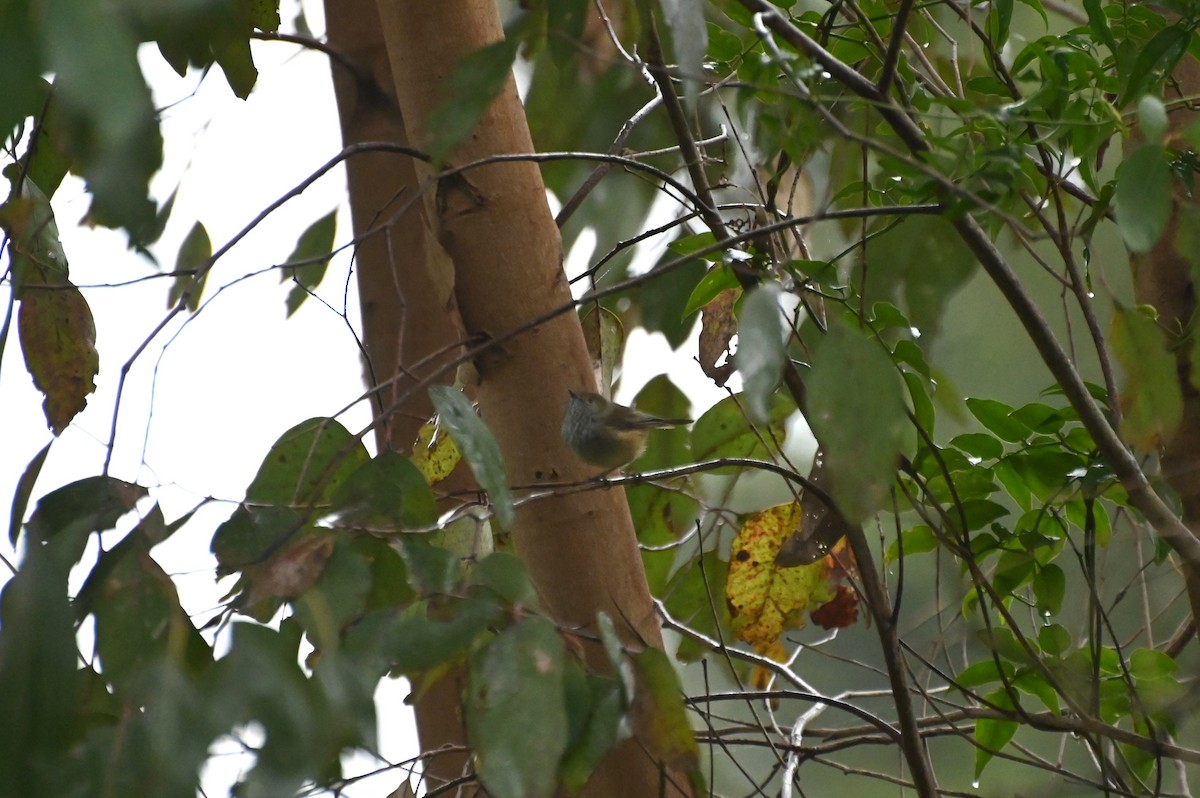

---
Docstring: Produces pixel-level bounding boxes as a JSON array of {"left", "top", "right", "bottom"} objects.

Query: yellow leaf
[
  {"left": 411, "top": 417, "right": 461, "bottom": 485},
  {"left": 726, "top": 502, "right": 836, "bottom": 655}
]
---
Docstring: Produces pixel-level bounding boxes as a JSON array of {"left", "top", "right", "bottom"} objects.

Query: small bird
[{"left": 561, "top": 390, "right": 692, "bottom": 470}]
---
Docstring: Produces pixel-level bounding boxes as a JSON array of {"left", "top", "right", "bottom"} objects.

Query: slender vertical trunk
[
  {"left": 1130, "top": 56, "right": 1200, "bottom": 640},
  {"left": 324, "top": 2, "right": 476, "bottom": 790},
  {"left": 374, "top": 1, "right": 687, "bottom": 793}
]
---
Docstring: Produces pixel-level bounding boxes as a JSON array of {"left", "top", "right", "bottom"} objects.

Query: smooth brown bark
[
  {"left": 1131, "top": 55, "right": 1200, "bottom": 641},
  {"left": 324, "top": 2, "right": 475, "bottom": 791},
  {"left": 375, "top": 1, "right": 686, "bottom": 794}
]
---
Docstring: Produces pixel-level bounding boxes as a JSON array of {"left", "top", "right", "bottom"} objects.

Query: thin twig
[{"left": 877, "top": 0, "right": 916, "bottom": 95}]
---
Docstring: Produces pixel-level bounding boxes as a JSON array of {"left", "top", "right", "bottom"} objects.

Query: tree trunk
[
  {"left": 1130, "top": 56, "right": 1200, "bottom": 643},
  {"left": 374, "top": 1, "right": 686, "bottom": 794},
  {"left": 324, "top": 2, "right": 476, "bottom": 791}
]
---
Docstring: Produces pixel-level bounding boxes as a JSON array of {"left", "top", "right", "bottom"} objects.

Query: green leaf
[
  {"left": 581, "top": 304, "right": 624, "bottom": 395},
  {"left": 0, "top": 478, "right": 148, "bottom": 790},
  {"left": 974, "top": 688, "right": 1018, "bottom": 781},
  {"left": 282, "top": 209, "right": 337, "bottom": 317},
  {"left": 425, "top": 38, "right": 520, "bottom": 165},
  {"left": 9, "top": 441, "right": 51, "bottom": 546},
  {"left": 330, "top": 450, "right": 438, "bottom": 531},
  {"left": 864, "top": 215, "right": 976, "bottom": 338},
  {"left": 807, "top": 321, "right": 907, "bottom": 522},
  {"left": 211, "top": 419, "right": 369, "bottom": 603},
  {"left": 353, "top": 536, "right": 414, "bottom": 613},
  {"left": 690, "top": 391, "right": 794, "bottom": 469},
  {"left": 682, "top": 264, "right": 741, "bottom": 318},
  {"left": 1014, "top": 0, "right": 1047, "bottom": 28},
  {"left": 1083, "top": 0, "right": 1116, "bottom": 53},
  {"left": 640, "top": 257, "right": 708, "bottom": 348},
  {"left": 559, "top": 670, "right": 624, "bottom": 793},
  {"left": 1005, "top": 449, "right": 1082, "bottom": 503},
  {"left": 397, "top": 537, "right": 464, "bottom": 596},
  {"left": 25, "top": 475, "right": 146, "bottom": 547},
  {"left": 951, "top": 432, "right": 1004, "bottom": 460},
  {"left": 1129, "top": 647, "right": 1178, "bottom": 681},
  {"left": 213, "top": 620, "right": 350, "bottom": 793},
  {"left": 630, "top": 647, "right": 703, "bottom": 788},
  {"left": 0, "top": 5, "right": 43, "bottom": 146},
  {"left": 707, "top": 21, "right": 745, "bottom": 64},
  {"left": 977, "top": 626, "right": 1035, "bottom": 666},
  {"left": 347, "top": 596, "right": 499, "bottom": 676},
  {"left": 957, "top": 659, "right": 1014, "bottom": 688},
  {"left": 211, "top": 504, "right": 304, "bottom": 574},
  {"left": 0, "top": 499, "right": 91, "bottom": 788},
  {"left": 987, "top": 0, "right": 1013, "bottom": 49},
  {"left": 79, "top": 509, "right": 213, "bottom": 689},
  {"left": 292, "top": 541, "right": 373, "bottom": 651},
  {"left": 214, "top": 32, "right": 258, "bottom": 99},
  {"left": 737, "top": 283, "right": 785, "bottom": 424},
  {"left": 1038, "top": 624, "right": 1071, "bottom": 657},
  {"left": 18, "top": 89, "right": 72, "bottom": 199},
  {"left": 965, "top": 398, "right": 1030, "bottom": 442},
  {"left": 663, "top": 551, "right": 731, "bottom": 661},
  {"left": 41, "top": 0, "right": 161, "bottom": 239},
  {"left": 468, "top": 552, "right": 539, "bottom": 608},
  {"left": 667, "top": 231, "right": 719, "bottom": 258},
  {"left": 544, "top": 0, "right": 588, "bottom": 65},
  {"left": 1110, "top": 304, "right": 1182, "bottom": 451},
  {"left": 1119, "top": 25, "right": 1191, "bottom": 107},
  {"left": 1115, "top": 144, "right": 1172, "bottom": 253},
  {"left": 245, "top": 417, "right": 370, "bottom": 506},
  {"left": 467, "top": 616, "right": 568, "bottom": 798},
  {"left": 1009, "top": 402, "right": 1064, "bottom": 434},
  {"left": 627, "top": 378, "right": 699, "bottom": 591},
  {"left": 904, "top": 370, "right": 935, "bottom": 439},
  {"left": 247, "top": 0, "right": 281, "bottom": 31},
  {"left": 1032, "top": 563, "right": 1065, "bottom": 616},
  {"left": 428, "top": 512, "right": 494, "bottom": 562},
  {"left": 1012, "top": 669, "right": 1060, "bottom": 714},
  {"left": 0, "top": 176, "right": 69, "bottom": 292},
  {"left": 168, "top": 220, "right": 211, "bottom": 312},
  {"left": 429, "top": 385, "right": 515, "bottom": 529},
  {"left": 884, "top": 524, "right": 937, "bottom": 563},
  {"left": 892, "top": 338, "right": 930, "bottom": 377},
  {"left": 957, "top": 499, "right": 1010, "bottom": 532}
]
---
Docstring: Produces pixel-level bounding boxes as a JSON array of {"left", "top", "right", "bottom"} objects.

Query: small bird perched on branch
[{"left": 561, "top": 390, "right": 691, "bottom": 471}]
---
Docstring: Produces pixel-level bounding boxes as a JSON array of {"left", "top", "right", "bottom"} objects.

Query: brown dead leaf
[
  {"left": 699, "top": 288, "right": 737, "bottom": 386},
  {"left": 18, "top": 282, "right": 98, "bottom": 435}
]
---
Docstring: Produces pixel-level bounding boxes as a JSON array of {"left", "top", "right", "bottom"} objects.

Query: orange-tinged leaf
[
  {"left": 18, "top": 282, "right": 98, "bottom": 434},
  {"left": 726, "top": 502, "right": 836, "bottom": 654},
  {"left": 750, "top": 639, "right": 788, "bottom": 690},
  {"left": 810, "top": 583, "right": 859, "bottom": 629}
]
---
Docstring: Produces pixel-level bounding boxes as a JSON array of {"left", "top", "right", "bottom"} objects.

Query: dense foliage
[{"left": 4, "top": 0, "right": 1200, "bottom": 796}]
